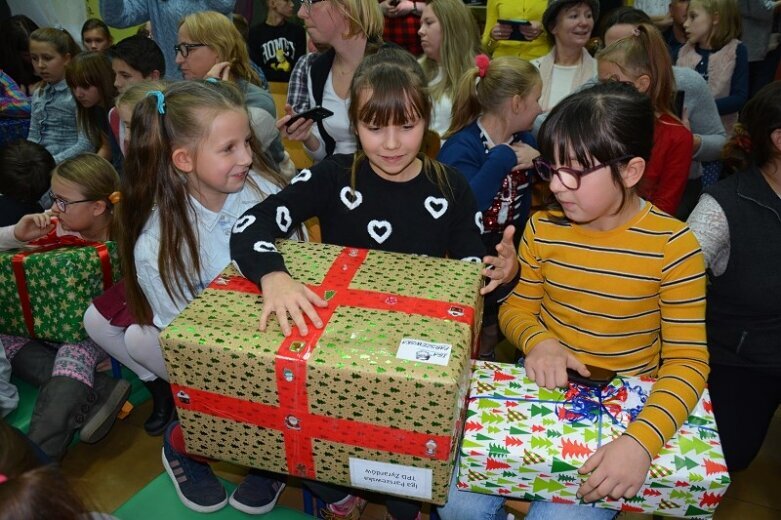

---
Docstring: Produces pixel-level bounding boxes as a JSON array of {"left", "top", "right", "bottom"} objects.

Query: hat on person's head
[{"left": 542, "top": 0, "right": 600, "bottom": 34}]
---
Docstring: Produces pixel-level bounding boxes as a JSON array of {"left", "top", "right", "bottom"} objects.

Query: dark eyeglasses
[
  {"left": 301, "top": 0, "right": 327, "bottom": 13},
  {"left": 173, "top": 42, "right": 207, "bottom": 58},
  {"left": 49, "top": 191, "right": 94, "bottom": 212},
  {"left": 532, "top": 156, "right": 632, "bottom": 190}
]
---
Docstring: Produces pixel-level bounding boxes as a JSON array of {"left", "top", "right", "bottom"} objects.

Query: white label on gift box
[
  {"left": 396, "top": 337, "right": 452, "bottom": 366},
  {"left": 349, "top": 458, "right": 433, "bottom": 500}
]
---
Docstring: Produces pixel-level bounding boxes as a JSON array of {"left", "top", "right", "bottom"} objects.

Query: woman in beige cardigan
[{"left": 531, "top": 0, "right": 598, "bottom": 113}]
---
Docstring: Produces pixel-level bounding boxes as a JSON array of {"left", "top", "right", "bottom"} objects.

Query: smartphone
[
  {"left": 674, "top": 90, "right": 686, "bottom": 118},
  {"left": 567, "top": 365, "right": 617, "bottom": 387},
  {"left": 498, "top": 19, "right": 532, "bottom": 42},
  {"left": 285, "top": 106, "right": 334, "bottom": 128}
]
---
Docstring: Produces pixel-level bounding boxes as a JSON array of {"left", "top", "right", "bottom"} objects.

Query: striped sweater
[{"left": 498, "top": 203, "right": 709, "bottom": 459}]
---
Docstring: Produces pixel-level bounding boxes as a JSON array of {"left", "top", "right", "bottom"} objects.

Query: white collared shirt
[{"left": 134, "top": 172, "right": 288, "bottom": 329}]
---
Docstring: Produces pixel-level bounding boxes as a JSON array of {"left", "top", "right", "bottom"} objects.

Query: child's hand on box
[
  {"left": 259, "top": 271, "right": 327, "bottom": 336},
  {"left": 481, "top": 225, "right": 519, "bottom": 295},
  {"left": 14, "top": 212, "right": 55, "bottom": 242},
  {"left": 525, "top": 339, "right": 589, "bottom": 388},
  {"left": 577, "top": 434, "right": 651, "bottom": 502}
]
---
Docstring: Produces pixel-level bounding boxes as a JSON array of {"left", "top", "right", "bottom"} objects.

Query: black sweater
[{"left": 230, "top": 154, "right": 487, "bottom": 285}]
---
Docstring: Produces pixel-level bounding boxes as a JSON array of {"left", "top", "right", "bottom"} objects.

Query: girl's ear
[
  {"left": 620, "top": 156, "right": 646, "bottom": 189},
  {"left": 771, "top": 128, "right": 781, "bottom": 153},
  {"left": 172, "top": 147, "right": 195, "bottom": 173},
  {"left": 634, "top": 74, "right": 651, "bottom": 94},
  {"left": 62, "top": 53, "right": 72, "bottom": 66},
  {"left": 91, "top": 199, "right": 108, "bottom": 217}
]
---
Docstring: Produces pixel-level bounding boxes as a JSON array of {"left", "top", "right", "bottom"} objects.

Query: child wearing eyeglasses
[
  {"left": 439, "top": 81, "right": 709, "bottom": 520},
  {"left": 0, "top": 153, "right": 129, "bottom": 461}
]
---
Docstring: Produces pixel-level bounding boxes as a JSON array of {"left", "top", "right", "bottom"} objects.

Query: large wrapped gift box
[
  {"left": 160, "top": 240, "right": 484, "bottom": 504},
  {"left": 0, "top": 237, "right": 120, "bottom": 343},
  {"left": 459, "top": 361, "right": 730, "bottom": 519}
]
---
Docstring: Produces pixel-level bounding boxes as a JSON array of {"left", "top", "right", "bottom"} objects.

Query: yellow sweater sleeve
[{"left": 624, "top": 226, "right": 710, "bottom": 459}]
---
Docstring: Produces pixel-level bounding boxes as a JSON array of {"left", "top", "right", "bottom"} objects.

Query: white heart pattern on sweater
[
  {"left": 276, "top": 206, "right": 292, "bottom": 232},
  {"left": 253, "top": 241, "right": 277, "bottom": 253},
  {"left": 291, "top": 168, "right": 312, "bottom": 184},
  {"left": 232, "top": 214, "right": 255, "bottom": 233},
  {"left": 424, "top": 196, "right": 448, "bottom": 219},
  {"left": 340, "top": 186, "right": 363, "bottom": 210},
  {"left": 475, "top": 212, "right": 484, "bottom": 233},
  {"left": 367, "top": 220, "right": 392, "bottom": 244}
]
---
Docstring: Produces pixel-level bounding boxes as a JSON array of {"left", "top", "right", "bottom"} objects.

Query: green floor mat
[
  {"left": 6, "top": 366, "right": 150, "bottom": 434},
  {"left": 114, "top": 473, "right": 313, "bottom": 519}
]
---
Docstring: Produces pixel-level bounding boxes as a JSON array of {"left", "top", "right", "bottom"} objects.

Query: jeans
[
  {"left": 436, "top": 459, "right": 505, "bottom": 520},
  {"left": 436, "top": 456, "right": 618, "bottom": 520},
  {"left": 526, "top": 501, "right": 618, "bottom": 520}
]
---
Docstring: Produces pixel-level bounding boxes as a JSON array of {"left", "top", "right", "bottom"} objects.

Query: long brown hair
[
  {"left": 419, "top": 0, "right": 482, "bottom": 102},
  {"left": 348, "top": 48, "right": 453, "bottom": 199},
  {"left": 596, "top": 23, "right": 678, "bottom": 119},
  {"left": 65, "top": 51, "right": 117, "bottom": 148},
  {"left": 119, "top": 80, "right": 286, "bottom": 324}
]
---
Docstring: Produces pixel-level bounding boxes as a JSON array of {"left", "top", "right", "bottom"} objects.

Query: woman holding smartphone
[
  {"left": 483, "top": 0, "right": 549, "bottom": 61},
  {"left": 280, "top": 0, "right": 385, "bottom": 163}
]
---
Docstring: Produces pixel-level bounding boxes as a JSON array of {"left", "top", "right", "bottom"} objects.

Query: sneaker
[
  {"left": 161, "top": 424, "right": 227, "bottom": 513},
  {"left": 229, "top": 469, "right": 286, "bottom": 514},
  {"left": 320, "top": 495, "right": 368, "bottom": 520}
]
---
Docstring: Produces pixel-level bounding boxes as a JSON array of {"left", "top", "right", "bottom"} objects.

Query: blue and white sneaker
[
  {"left": 161, "top": 422, "right": 227, "bottom": 513},
  {"left": 229, "top": 469, "right": 286, "bottom": 514}
]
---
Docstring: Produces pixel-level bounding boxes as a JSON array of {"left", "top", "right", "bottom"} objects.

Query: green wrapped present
[
  {"left": 459, "top": 361, "right": 730, "bottom": 519},
  {"left": 0, "top": 236, "right": 121, "bottom": 343},
  {"left": 161, "top": 240, "right": 484, "bottom": 504}
]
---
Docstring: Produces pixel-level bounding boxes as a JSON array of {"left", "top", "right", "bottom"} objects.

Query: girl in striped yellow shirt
[{"left": 498, "top": 81, "right": 709, "bottom": 519}]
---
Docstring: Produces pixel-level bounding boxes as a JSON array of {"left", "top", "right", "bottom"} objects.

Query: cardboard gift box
[
  {"left": 160, "top": 240, "right": 484, "bottom": 504},
  {"left": 459, "top": 361, "right": 730, "bottom": 519},
  {"left": 0, "top": 237, "right": 120, "bottom": 343}
]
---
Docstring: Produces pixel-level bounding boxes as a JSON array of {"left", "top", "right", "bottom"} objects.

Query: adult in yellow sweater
[
  {"left": 483, "top": 0, "right": 550, "bottom": 60},
  {"left": 497, "top": 82, "right": 709, "bottom": 519}
]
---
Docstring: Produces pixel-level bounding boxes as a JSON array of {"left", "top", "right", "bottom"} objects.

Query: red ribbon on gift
[
  {"left": 172, "top": 246, "right": 477, "bottom": 479},
  {"left": 11, "top": 232, "right": 114, "bottom": 338}
]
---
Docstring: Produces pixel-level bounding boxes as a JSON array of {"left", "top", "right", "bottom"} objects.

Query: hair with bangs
[
  {"left": 537, "top": 81, "right": 654, "bottom": 214},
  {"left": 81, "top": 18, "right": 112, "bottom": 46},
  {"left": 348, "top": 48, "right": 453, "bottom": 198},
  {"left": 65, "top": 51, "right": 117, "bottom": 148},
  {"left": 596, "top": 23, "right": 678, "bottom": 119},
  {"left": 119, "top": 80, "right": 287, "bottom": 324},
  {"left": 179, "top": 11, "right": 261, "bottom": 86},
  {"left": 691, "top": 0, "right": 741, "bottom": 50}
]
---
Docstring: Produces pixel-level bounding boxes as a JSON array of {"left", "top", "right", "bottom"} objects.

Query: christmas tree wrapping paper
[
  {"left": 160, "top": 240, "right": 484, "bottom": 504},
  {"left": 459, "top": 361, "right": 730, "bottom": 518},
  {"left": 0, "top": 237, "right": 120, "bottom": 343}
]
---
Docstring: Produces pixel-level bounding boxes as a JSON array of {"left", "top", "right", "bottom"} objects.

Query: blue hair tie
[
  {"left": 205, "top": 77, "right": 220, "bottom": 84},
  {"left": 146, "top": 90, "right": 166, "bottom": 115}
]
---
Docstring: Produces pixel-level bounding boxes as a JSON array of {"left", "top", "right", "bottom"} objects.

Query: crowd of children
[{"left": 0, "top": 1, "right": 779, "bottom": 519}]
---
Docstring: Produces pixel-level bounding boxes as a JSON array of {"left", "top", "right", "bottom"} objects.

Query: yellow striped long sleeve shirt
[{"left": 498, "top": 203, "right": 710, "bottom": 459}]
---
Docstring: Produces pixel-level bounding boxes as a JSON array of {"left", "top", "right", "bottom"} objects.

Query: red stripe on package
[{"left": 175, "top": 246, "right": 473, "bottom": 478}]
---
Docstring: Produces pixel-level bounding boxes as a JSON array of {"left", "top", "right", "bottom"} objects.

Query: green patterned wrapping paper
[
  {"left": 459, "top": 361, "right": 730, "bottom": 519},
  {"left": 160, "top": 240, "right": 485, "bottom": 504},
  {"left": 0, "top": 241, "right": 121, "bottom": 343}
]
